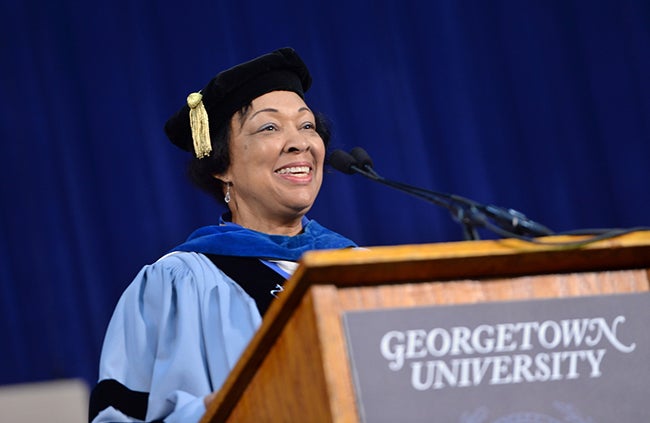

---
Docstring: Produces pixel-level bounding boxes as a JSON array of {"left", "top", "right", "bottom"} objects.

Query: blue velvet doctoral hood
[{"left": 171, "top": 216, "right": 357, "bottom": 261}]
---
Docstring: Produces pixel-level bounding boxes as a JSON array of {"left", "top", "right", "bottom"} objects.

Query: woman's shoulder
[
  {"left": 153, "top": 250, "right": 210, "bottom": 269},
  {"left": 133, "top": 251, "right": 228, "bottom": 291}
]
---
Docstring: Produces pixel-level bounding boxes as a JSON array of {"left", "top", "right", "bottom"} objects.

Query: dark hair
[{"left": 187, "top": 109, "right": 332, "bottom": 205}]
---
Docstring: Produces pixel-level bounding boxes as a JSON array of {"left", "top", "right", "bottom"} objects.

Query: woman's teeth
[{"left": 276, "top": 166, "right": 310, "bottom": 175}]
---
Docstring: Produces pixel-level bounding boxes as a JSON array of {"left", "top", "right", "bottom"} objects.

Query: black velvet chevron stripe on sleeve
[{"left": 88, "top": 378, "right": 162, "bottom": 422}]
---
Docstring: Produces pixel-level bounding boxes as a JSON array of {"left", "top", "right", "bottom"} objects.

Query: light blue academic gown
[{"left": 92, "top": 218, "right": 356, "bottom": 422}]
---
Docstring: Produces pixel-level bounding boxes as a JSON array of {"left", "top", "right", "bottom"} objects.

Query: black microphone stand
[
  {"left": 345, "top": 161, "right": 486, "bottom": 240},
  {"left": 330, "top": 149, "right": 554, "bottom": 241}
]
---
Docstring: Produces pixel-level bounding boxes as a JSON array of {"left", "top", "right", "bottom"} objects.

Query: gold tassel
[{"left": 187, "top": 92, "right": 212, "bottom": 158}]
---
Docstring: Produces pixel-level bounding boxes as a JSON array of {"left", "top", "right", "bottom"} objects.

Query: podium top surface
[{"left": 295, "top": 230, "right": 650, "bottom": 285}]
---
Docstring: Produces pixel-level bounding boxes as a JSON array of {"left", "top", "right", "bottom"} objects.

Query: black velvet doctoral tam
[{"left": 164, "top": 47, "right": 312, "bottom": 154}]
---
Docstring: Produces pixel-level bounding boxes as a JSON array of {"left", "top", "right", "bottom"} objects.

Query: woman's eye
[
  {"left": 302, "top": 122, "right": 315, "bottom": 130},
  {"left": 259, "top": 124, "right": 276, "bottom": 132}
]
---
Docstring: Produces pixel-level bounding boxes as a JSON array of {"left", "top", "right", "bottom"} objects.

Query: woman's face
[{"left": 218, "top": 90, "right": 326, "bottom": 234}]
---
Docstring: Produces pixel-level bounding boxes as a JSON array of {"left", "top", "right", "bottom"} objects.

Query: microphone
[
  {"left": 328, "top": 149, "right": 359, "bottom": 175},
  {"left": 349, "top": 147, "right": 377, "bottom": 175},
  {"left": 329, "top": 149, "right": 477, "bottom": 238},
  {"left": 329, "top": 147, "right": 554, "bottom": 240}
]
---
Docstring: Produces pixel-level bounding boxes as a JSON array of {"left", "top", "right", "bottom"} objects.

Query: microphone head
[
  {"left": 350, "top": 147, "right": 374, "bottom": 168},
  {"left": 328, "top": 150, "right": 358, "bottom": 175}
]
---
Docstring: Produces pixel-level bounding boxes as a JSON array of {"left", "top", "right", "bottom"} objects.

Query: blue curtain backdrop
[{"left": 1, "top": 0, "right": 648, "bottom": 388}]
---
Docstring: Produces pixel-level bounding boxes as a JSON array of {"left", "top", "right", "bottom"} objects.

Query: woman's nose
[{"left": 284, "top": 131, "right": 311, "bottom": 153}]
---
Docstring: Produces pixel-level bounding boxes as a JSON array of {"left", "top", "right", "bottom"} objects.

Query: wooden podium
[{"left": 201, "top": 231, "right": 650, "bottom": 423}]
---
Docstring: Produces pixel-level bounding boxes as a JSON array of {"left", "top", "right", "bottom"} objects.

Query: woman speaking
[{"left": 90, "top": 47, "right": 356, "bottom": 423}]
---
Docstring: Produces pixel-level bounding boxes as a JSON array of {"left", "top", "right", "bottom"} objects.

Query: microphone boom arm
[{"left": 331, "top": 148, "right": 554, "bottom": 240}]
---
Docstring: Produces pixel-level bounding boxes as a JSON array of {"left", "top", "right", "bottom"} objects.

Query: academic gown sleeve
[{"left": 91, "top": 252, "right": 262, "bottom": 423}]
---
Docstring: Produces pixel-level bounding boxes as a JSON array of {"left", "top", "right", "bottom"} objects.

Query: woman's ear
[{"left": 211, "top": 173, "right": 228, "bottom": 184}]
